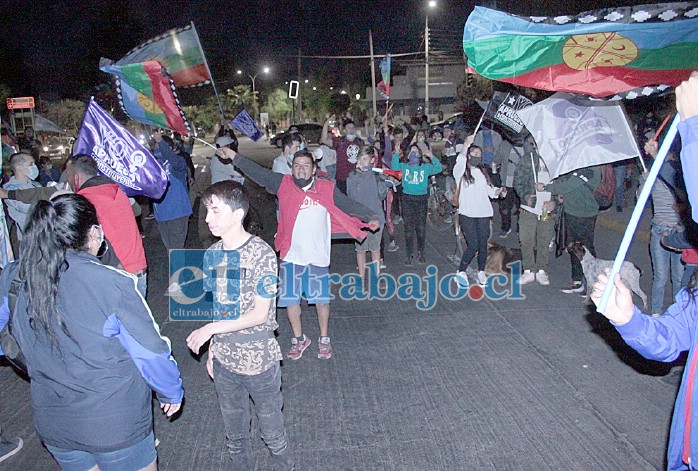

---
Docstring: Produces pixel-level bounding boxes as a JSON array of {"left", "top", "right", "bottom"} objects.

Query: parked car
[
  {"left": 42, "top": 136, "right": 73, "bottom": 160},
  {"left": 272, "top": 123, "right": 323, "bottom": 148},
  {"left": 429, "top": 113, "right": 463, "bottom": 142}
]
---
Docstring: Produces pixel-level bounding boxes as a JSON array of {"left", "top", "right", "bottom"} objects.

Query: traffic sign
[{"left": 7, "top": 97, "right": 35, "bottom": 109}]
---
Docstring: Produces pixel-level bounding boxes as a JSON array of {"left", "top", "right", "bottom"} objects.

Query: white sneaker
[
  {"left": 518, "top": 270, "right": 536, "bottom": 284},
  {"left": 380, "top": 258, "right": 386, "bottom": 269},
  {"left": 387, "top": 241, "right": 399, "bottom": 252},
  {"left": 476, "top": 271, "right": 487, "bottom": 286},
  {"left": 455, "top": 271, "right": 469, "bottom": 287},
  {"left": 536, "top": 270, "right": 550, "bottom": 285}
]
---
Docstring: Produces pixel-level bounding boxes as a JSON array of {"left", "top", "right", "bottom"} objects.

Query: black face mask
[{"left": 293, "top": 175, "right": 313, "bottom": 189}]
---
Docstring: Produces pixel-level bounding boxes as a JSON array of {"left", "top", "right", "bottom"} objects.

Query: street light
[
  {"left": 425, "top": 1, "right": 437, "bottom": 116},
  {"left": 239, "top": 67, "right": 270, "bottom": 120}
]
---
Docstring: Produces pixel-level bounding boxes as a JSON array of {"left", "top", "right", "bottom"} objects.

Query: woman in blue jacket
[{"left": 0, "top": 194, "right": 183, "bottom": 471}]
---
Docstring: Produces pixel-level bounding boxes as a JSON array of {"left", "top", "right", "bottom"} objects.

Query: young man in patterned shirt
[{"left": 186, "top": 181, "right": 293, "bottom": 471}]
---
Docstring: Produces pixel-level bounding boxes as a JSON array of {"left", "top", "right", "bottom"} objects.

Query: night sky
[{"left": 0, "top": 0, "right": 647, "bottom": 101}]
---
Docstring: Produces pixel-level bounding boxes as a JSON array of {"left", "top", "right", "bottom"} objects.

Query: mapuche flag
[
  {"left": 463, "top": 3, "right": 698, "bottom": 98},
  {"left": 100, "top": 59, "right": 191, "bottom": 136},
  {"left": 116, "top": 23, "right": 211, "bottom": 88},
  {"left": 377, "top": 55, "right": 391, "bottom": 99},
  {"left": 73, "top": 99, "right": 169, "bottom": 199}
]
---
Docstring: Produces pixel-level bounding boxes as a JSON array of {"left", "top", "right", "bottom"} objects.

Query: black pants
[
  {"left": 565, "top": 213, "right": 597, "bottom": 282},
  {"left": 498, "top": 186, "right": 520, "bottom": 232},
  {"left": 402, "top": 194, "right": 428, "bottom": 257},
  {"left": 336, "top": 180, "right": 347, "bottom": 194},
  {"left": 459, "top": 215, "right": 490, "bottom": 272}
]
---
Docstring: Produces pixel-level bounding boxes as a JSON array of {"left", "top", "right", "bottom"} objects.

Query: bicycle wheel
[{"left": 426, "top": 192, "right": 454, "bottom": 231}]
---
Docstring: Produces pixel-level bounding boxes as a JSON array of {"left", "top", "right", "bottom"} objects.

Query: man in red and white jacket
[{"left": 216, "top": 146, "right": 379, "bottom": 360}]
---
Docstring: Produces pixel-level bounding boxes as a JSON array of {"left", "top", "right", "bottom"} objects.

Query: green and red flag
[
  {"left": 100, "top": 59, "right": 191, "bottom": 136},
  {"left": 463, "top": 3, "right": 698, "bottom": 98},
  {"left": 115, "top": 23, "right": 211, "bottom": 88}
]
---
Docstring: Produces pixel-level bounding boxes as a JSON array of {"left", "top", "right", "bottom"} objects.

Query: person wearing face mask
[
  {"left": 453, "top": 141, "right": 507, "bottom": 287},
  {"left": 215, "top": 146, "right": 380, "bottom": 361},
  {"left": 347, "top": 145, "right": 388, "bottom": 284},
  {"left": 321, "top": 115, "right": 365, "bottom": 194},
  {"left": 391, "top": 143, "right": 443, "bottom": 265},
  {"left": 3, "top": 152, "right": 42, "bottom": 246}
]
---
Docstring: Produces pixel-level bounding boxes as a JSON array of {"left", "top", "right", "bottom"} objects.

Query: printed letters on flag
[
  {"left": 116, "top": 23, "right": 211, "bottom": 88},
  {"left": 516, "top": 93, "right": 641, "bottom": 179},
  {"left": 483, "top": 91, "right": 533, "bottom": 138},
  {"left": 73, "top": 99, "right": 169, "bottom": 199},
  {"left": 463, "top": 3, "right": 698, "bottom": 98},
  {"left": 230, "top": 110, "right": 263, "bottom": 142},
  {"left": 100, "top": 59, "right": 191, "bottom": 136}
]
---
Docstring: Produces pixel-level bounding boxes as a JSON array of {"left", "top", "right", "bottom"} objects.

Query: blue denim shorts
[
  {"left": 46, "top": 431, "right": 156, "bottom": 471},
  {"left": 278, "top": 261, "right": 331, "bottom": 307}
]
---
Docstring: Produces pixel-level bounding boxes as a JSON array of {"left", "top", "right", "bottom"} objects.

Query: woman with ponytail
[{"left": 0, "top": 194, "right": 183, "bottom": 471}]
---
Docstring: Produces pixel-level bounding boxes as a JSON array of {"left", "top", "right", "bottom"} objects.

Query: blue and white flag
[
  {"left": 230, "top": 109, "right": 263, "bottom": 141},
  {"left": 73, "top": 99, "right": 169, "bottom": 198},
  {"left": 517, "top": 93, "right": 641, "bottom": 179}
]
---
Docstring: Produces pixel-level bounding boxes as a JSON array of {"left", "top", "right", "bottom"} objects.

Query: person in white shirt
[
  {"left": 452, "top": 144, "right": 506, "bottom": 286},
  {"left": 272, "top": 134, "right": 301, "bottom": 175}
]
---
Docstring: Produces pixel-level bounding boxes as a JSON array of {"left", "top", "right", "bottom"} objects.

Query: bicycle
[{"left": 426, "top": 174, "right": 455, "bottom": 231}]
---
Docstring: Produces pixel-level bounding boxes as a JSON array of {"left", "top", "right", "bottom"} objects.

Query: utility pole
[
  {"left": 369, "top": 30, "right": 378, "bottom": 122},
  {"left": 424, "top": 16, "right": 430, "bottom": 116},
  {"left": 297, "top": 48, "right": 303, "bottom": 123}
]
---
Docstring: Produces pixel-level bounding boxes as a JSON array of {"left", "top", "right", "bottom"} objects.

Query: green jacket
[
  {"left": 545, "top": 166, "right": 601, "bottom": 217},
  {"left": 392, "top": 152, "right": 442, "bottom": 196},
  {"left": 512, "top": 139, "right": 542, "bottom": 204}
]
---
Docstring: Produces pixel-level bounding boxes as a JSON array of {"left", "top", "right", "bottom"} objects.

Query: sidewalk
[{"left": 0, "top": 141, "right": 674, "bottom": 470}]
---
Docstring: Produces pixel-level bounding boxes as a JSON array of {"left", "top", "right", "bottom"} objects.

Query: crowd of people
[{"left": 1, "top": 72, "right": 698, "bottom": 470}]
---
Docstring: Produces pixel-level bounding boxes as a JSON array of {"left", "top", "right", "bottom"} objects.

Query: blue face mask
[
  {"left": 346, "top": 134, "right": 356, "bottom": 141},
  {"left": 408, "top": 152, "right": 420, "bottom": 165}
]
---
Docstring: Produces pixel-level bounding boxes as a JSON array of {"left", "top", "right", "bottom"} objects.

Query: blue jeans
[
  {"left": 614, "top": 164, "right": 627, "bottom": 207},
  {"left": 46, "top": 431, "right": 156, "bottom": 471},
  {"left": 213, "top": 360, "right": 293, "bottom": 471},
  {"left": 650, "top": 223, "right": 684, "bottom": 313}
]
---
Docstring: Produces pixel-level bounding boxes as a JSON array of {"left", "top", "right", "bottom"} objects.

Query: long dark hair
[
  {"left": 19, "top": 194, "right": 99, "bottom": 348},
  {"left": 461, "top": 145, "right": 492, "bottom": 186}
]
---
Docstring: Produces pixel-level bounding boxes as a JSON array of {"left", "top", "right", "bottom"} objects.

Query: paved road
[{"left": 0, "top": 136, "right": 679, "bottom": 470}]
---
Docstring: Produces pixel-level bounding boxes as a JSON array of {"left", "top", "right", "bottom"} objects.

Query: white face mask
[{"left": 28, "top": 164, "right": 39, "bottom": 180}]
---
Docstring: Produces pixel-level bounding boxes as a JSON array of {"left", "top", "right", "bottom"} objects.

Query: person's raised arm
[
  {"left": 321, "top": 114, "right": 335, "bottom": 147},
  {"left": 676, "top": 71, "right": 698, "bottom": 222},
  {"left": 216, "top": 147, "right": 282, "bottom": 195}
]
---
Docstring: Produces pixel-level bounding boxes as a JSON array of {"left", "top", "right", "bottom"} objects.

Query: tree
[
  {"left": 183, "top": 97, "right": 222, "bottom": 134},
  {"left": 0, "top": 84, "right": 11, "bottom": 112},
  {"left": 261, "top": 88, "right": 292, "bottom": 122},
  {"left": 40, "top": 99, "right": 87, "bottom": 135},
  {"left": 224, "top": 85, "right": 256, "bottom": 117}
]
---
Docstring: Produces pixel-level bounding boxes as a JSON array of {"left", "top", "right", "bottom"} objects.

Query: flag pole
[
  {"left": 472, "top": 103, "right": 488, "bottom": 136},
  {"left": 190, "top": 22, "right": 225, "bottom": 121},
  {"left": 597, "top": 114, "right": 681, "bottom": 314}
]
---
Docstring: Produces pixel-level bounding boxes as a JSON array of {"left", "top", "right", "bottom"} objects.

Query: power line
[{"left": 278, "top": 51, "right": 424, "bottom": 60}]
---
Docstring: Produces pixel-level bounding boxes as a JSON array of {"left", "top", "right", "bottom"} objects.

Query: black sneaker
[
  {"left": 616, "top": 205, "right": 623, "bottom": 212},
  {"left": 561, "top": 281, "right": 585, "bottom": 294},
  {"left": 405, "top": 256, "right": 414, "bottom": 266},
  {"left": 417, "top": 252, "right": 426, "bottom": 264}
]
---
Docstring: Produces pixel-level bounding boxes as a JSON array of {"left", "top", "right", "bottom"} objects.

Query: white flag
[{"left": 517, "top": 93, "right": 641, "bottom": 179}]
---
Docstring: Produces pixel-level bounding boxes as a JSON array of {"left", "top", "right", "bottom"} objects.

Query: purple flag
[
  {"left": 230, "top": 109, "right": 263, "bottom": 141},
  {"left": 74, "top": 99, "right": 169, "bottom": 199}
]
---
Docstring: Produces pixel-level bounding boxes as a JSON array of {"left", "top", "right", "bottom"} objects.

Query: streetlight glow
[
  {"left": 428, "top": 0, "right": 437, "bottom": 7},
  {"left": 312, "top": 86, "right": 317, "bottom": 91},
  {"left": 304, "top": 79, "right": 309, "bottom": 83},
  {"left": 236, "top": 70, "right": 242, "bottom": 74},
  {"left": 263, "top": 66, "right": 270, "bottom": 74}
]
